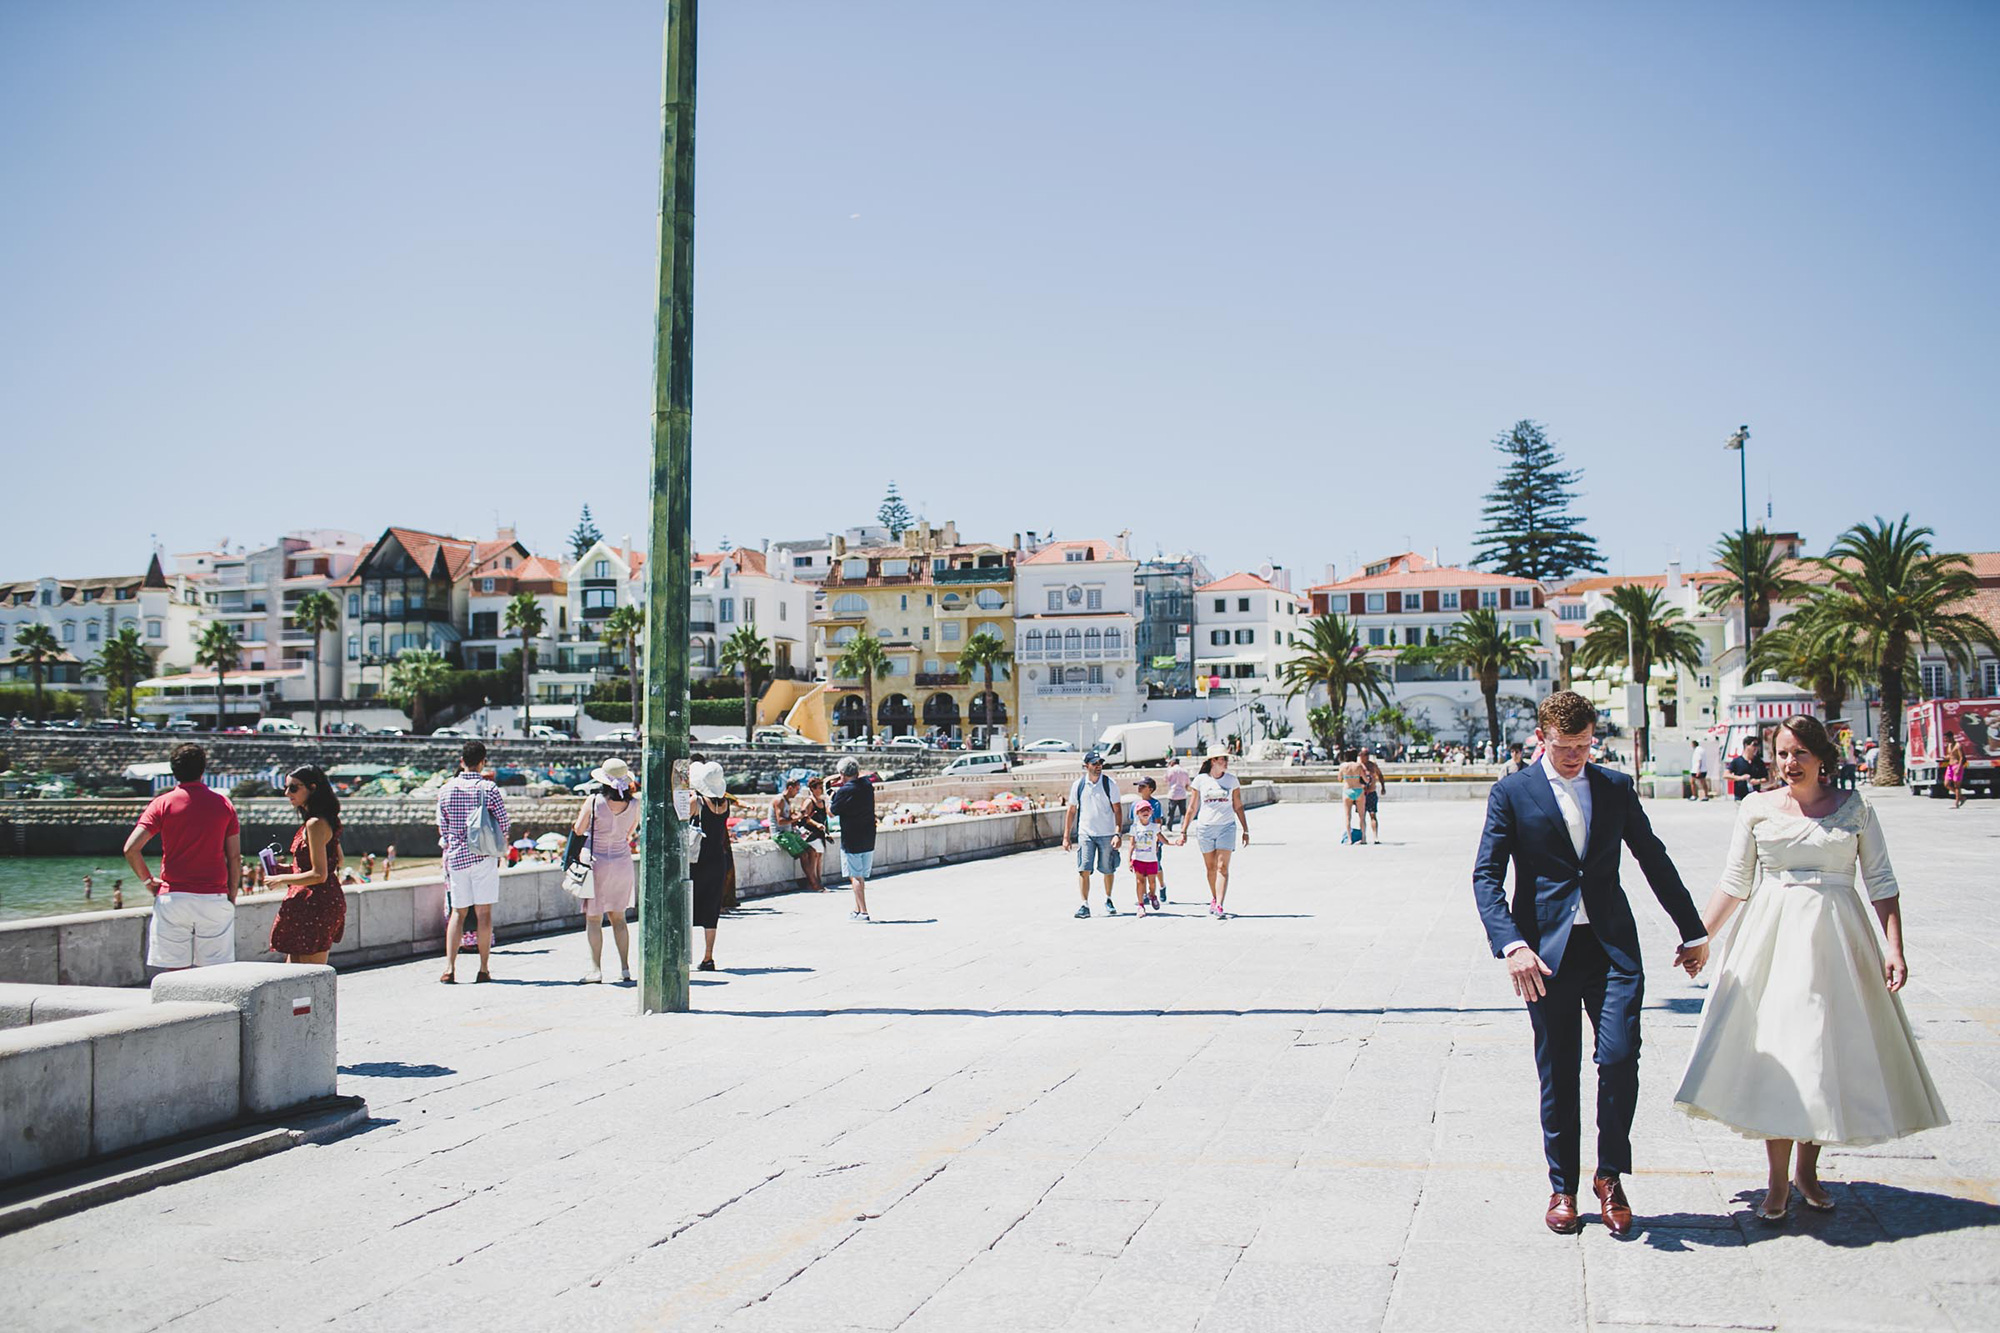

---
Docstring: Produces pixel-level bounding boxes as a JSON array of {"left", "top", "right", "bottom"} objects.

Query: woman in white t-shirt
[{"left": 1178, "top": 746, "right": 1248, "bottom": 919}]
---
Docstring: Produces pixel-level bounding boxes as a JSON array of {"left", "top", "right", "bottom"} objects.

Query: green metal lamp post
[{"left": 638, "top": 0, "right": 696, "bottom": 1015}]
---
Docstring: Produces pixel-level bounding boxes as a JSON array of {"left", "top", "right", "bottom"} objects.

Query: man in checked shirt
[{"left": 437, "top": 740, "right": 510, "bottom": 983}]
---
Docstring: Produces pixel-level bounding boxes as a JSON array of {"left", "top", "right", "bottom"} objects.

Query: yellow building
[{"left": 814, "top": 520, "right": 1017, "bottom": 743}]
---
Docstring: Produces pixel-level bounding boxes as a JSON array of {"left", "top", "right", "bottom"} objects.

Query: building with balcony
[
  {"left": 690, "top": 548, "right": 813, "bottom": 683},
  {"left": 0, "top": 556, "right": 198, "bottom": 714},
  {"left": 815, "top": 521, "right": 1016, "bottom": 742},
  {"left": 1307, "top": 552, "right": 1553, "bottom": 746},
  {"left": 334, "top": 526, "right": 529, "bottom": 699},
  {"left": 1013, "top": 539, "right": 1142, "bottom": 746},
  {"left": 170, "top": 532, "right": 367, "bottom": 711},
  {"left": 463, "top": 553, "right": 567, "bottom": 673}
]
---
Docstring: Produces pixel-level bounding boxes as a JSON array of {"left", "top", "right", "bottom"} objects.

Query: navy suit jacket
[{"left": 1472, "top": 763, "right": 1705, "bottom": 976}]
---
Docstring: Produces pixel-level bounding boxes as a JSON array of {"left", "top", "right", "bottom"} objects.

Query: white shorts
[
  {"left": 446, "top": 859, "right": 501, "bottom": 910},
  {"left": 1194, "top": 822, "right": 1239, "bottom": 854},
  {"left": 148, "top": 892, "right": 237, "bottom": 968}
]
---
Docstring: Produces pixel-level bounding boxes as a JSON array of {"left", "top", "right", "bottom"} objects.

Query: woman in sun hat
[
  {"left": 1179, "top": 744, "right": 1249, "bottom": 919},
  {"left": 568, "top": 757, "right": 642, "bottom": 983},
  {"left": 688, "top": 759, "right": 734, "bottom": 971}
]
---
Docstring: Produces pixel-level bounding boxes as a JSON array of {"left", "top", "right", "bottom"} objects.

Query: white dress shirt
[{"left": 1501, "top": 755, "right": 1705, "bottom": 958}]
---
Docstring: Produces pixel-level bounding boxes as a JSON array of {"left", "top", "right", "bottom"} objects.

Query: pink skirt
[
  {"left": 584, "top": 855, "right": 635, "bottom": 915},
  {"left": 1131, "top": 860, "right": 1161, "bottom": 876}
]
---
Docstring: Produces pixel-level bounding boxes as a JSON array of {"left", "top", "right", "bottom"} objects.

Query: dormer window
[
  {"left": 594, "top": 560, "right": 609, "bottom": 579},
  {"left": 881, "top": 559, "right": 909, "bottom": 578}
]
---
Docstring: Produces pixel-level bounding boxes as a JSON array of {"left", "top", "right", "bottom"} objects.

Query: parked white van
[
  {"left": 256, "top": 718, "right": 307, "bottom": 736},
  {"left": 943, "top": 750, "right": 1011, "bottom": 778}
]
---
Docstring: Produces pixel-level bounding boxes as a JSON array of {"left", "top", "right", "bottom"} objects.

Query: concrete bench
[{"left": 0, "top": 963, "right": 336, "bottom": 1185}]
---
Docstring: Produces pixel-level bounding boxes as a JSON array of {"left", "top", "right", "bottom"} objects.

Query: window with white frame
[
  {"left": 1511, "top": 621, "right": 1535, "bottom": 640},
  {"left": 1064, "top": 628, "right": 1082, "bottom": 654},
  {"left": 1084, "top": 628, "right": 1102, "bottom": 655},
  {"left": 880, "top": 559, "right": 909, "bottom": 578},
  {"left": 1480, "top": 589, "right": 1500, "bottom": 609},
  {"left": 1984, "top": 660, "right": 2000, "bottom": 696},
  {"left": 61, "top": 621, "right": 74, "bottom": 642},
  {"left": 1511, "top": 588, "right": 1532, "bottom": 608},
  {"left": 1401, "top": 592, "right": 1421, "bottom": 611},
  {"left": 1088, "top": 664, "right": 1104, "bottom": 684},
  {"left": 1697, "top": 673, "right": 1713, "bottom": 690},
  {"left": 744, "top": 598, "right": 756, "bottom": 622},
  {"left": 1047, "top": 589, "right": 1062, "bottom": 611},
  {"left": 581, "top": 588, "right": 616, "bottom": 611},
  {"left": 1086, "top": 588, "right": 1103, "bottom": 610},
  {"left": 593, "top": 559, "right": 609, "bottom": 578},
  {"left": 841, "top": 558, "right": 868, "bottom": 579},
  {"left": 1919, "top": 661, "right": 1948, "bottom": 697},
  {"left": 1234, "top": 628, "right": 1254, "bottom": 644},
  {"left": 1104, "top": 627, "right": 1122, "bottom": 654},
  {"left": 1559, "top": 602, "right": 1587, "bottom": 620},
  {"left": 719, "top": 599, "right": 734, "bottom": 623},
  {"left": 1440, "top": 590, "right": 1460, "bottom": 610},
  {"left": 86, "top": 621, "right": 100, "bottom": 641},
  {"left": 147, "top": 619, "right": 163, "bottom": 638},
  {"left": 1210, "top": 629, "right": 1229, "bottom": 646},
  {"left": 1024, "top": 629, "right": 1042, "bottom": 658},
  {"left": 1368, "top": 627, "right": 1386, "bottom": 646},
  {"left": 942, "top": 620, "right": 960, "bottom": 641},
  {"left": 1365, "top": 593, "right": 1386, "bottom": 612},
  {"left": 480, "top": 578, "right": 495, "bottom": 593},
  {"left": 346, "top": 635, "right": 359, "bottom": 660},
  {"left": 1403, "top": 627, "right": 1422, "bottom": 645}
]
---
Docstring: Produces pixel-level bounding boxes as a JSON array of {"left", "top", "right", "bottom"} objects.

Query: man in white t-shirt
[{"left": 1062, "top": 751, "right": 1126, "bottom": 918}]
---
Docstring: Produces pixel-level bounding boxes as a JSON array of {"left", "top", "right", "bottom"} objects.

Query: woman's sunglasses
[{"left": 285, "top": 782, "right": 307, "bottom": 794}]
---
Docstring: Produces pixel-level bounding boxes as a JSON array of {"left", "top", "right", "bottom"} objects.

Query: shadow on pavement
[
  {"left": 1638, "top": 1185, "right": 2000, "bottom": 1249},
  {"left": 338, "top": 1062, "right": 455, "bottom": 1079}
]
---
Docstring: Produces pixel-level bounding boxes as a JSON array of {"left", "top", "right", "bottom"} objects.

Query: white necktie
[{"left": 1553, "top": 778, "right": 1587, "bottom": 859}]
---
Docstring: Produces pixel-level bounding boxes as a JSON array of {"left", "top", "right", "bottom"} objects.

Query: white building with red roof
[
  {"left": 1013, "top": 539, "right": 1143, "bottom": 745},
  {"left": 1194, "top": 571, "right": 1308, "bottom": 698},
  {"left": 1306, "top": 552, "right": 1554, "bottom": 747}
]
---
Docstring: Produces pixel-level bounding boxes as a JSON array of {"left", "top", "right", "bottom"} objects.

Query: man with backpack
[
  {"left": 437, "top": 740, "right": 510, "bottom": 983},
  {"left": 1062, "top": 751, "right": 1126, "bottom": 918}
]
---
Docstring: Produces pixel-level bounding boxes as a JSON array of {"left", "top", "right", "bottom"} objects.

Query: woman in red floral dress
[{"left": 266, "top": 765, "right": 347, "bottom": 964}]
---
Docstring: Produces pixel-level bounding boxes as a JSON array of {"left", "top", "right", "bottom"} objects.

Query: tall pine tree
[
  {"left": 568, "top": 504, "right": 604, "bottom": 561},
  {"left": 877, "top": 482, "right": 915, "bottom": 537},
  {"left": 1469, "top": 421, "right": 1605, "bottom": 581}
]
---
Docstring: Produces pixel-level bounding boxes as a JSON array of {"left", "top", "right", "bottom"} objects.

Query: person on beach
[
  {"left": 1338, "top": 748, "right": 1367, "bottom": 844},
  {"left": 384, "top": 843, "right": 398, "bottom": 879},
  {"left": 264, "top": 764, "right": 347, "bottom": 965},
  {"left": 83, "top": 872, "right": 93, "bottom": 900},
  {"left": 1472, "top": 690, "right": 1708, "bottom": 1238},
  {"left": 828, "top": 757, "right": 876, "bottom": 921},
  {"left": 1180, "top": 746, "right": 1248, "bottom": 919},
  {"left": 1359, "top": 745, "right": 1385, "bottom": 843},
  {"left": 570, "top": 757, "right": 640, "bottom": 983},
  {"left": 796, "top": 775, "right": 830, "bottom": 893},
  {"left": 437, "top": 740, "right": 509, "bottom": 984},
  {"left": 111, "top": 880, "right": 124, "bottom": 910},
  {"left": 1936, "top": 732, "right": 1968, "bottom": 804},
  {"left": 124, "top": 743, "right": 240, "bottom": 971},
  {"left": 688, "top": 760, "right": 733, "bottom": 968},
  {"left": 1124, "top": 798, "right": 1165, "bottom": 915}
]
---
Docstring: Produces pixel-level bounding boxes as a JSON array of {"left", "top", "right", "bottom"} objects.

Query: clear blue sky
[{"left": 3, "top": 0, "right": 1994, "bottom": 583}]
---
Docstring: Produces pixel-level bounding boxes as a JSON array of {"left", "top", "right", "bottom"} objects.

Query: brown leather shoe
[
  {"left": 1545, "top": 1192, "right": 1581, "bottom": 1234},
  {"left": 1593, "top": 1173, "right": 1633, "bottom": 1237}
]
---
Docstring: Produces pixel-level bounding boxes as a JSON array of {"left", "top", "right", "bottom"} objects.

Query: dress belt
[{"left": 1762, "top": 869, "right": 1854, "bottom": 889}]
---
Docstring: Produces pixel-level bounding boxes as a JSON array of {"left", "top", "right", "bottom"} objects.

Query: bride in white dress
[{"left": 1675, "top": 715, "right": 1948, "bottom": 1221}]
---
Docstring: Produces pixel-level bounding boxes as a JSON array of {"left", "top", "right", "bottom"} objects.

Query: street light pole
[
  {"left": 638, "top": 0, "right": 696, "bottom": 1015},
  {"left": 1724, "top": 425, "right": 1751, "bottom": 684}
]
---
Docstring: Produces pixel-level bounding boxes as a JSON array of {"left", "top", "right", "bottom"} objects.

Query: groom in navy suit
[{"left": 1473, "top": 691, "right": 1710, "bottom": 1236}]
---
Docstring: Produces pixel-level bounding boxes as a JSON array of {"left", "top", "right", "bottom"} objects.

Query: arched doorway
[
  {"left": 922, "top": 692, "right": 961, "bottom": 738},
  {"left": 878, "top": 693, "right": 915, "bottom": 736},
  {"left": 969, "top": 690, "right": 1007, "bottom": 747},
  {"left": 832, "top": 693, "right": 869, "bottom": 738}
]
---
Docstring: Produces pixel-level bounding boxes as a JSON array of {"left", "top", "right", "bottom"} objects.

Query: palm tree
[
  {"left": 1404, "top": 608, "right": 1536, "bottom": 756},
  {"left": 386, "top": 648, "right": 453, "bottom": 734},
  {"left": 1278, "top": 613, "right": 1391, "bottom": 753},
  {"left": 503, "top": 590, "right": 547, "bottom": 736},
  {"left": 1746, "top": 598, "right": 1869, "bottom": 724},
  {"left": 194, "top": 621, "right": 242, "bottom": 729},
  {"left": 599, "top": 604, "right": 646, "bottom": 731},
  {"left": 291, "top": 590, "right": 341, "bottom": 735},
  {"left": 1810, "top": 516, "right": 2000, "bottom": 785},
  {"left": 956, "top": 631, "right": 1012, "bottom": 745},
  {"left": 834, "top": 633, "right": 894, "bottom": 742},
  {"left": 1306, "top": 704, "right": 1339, "bottom": 757},
  {"left": 8, "top": 624, "right": 64, "bottom": 722},
  {"left": 87, "top": 626, "right": 152, "bottom": 724},
  {"left": 717, "top": 624, "right": 771, "bottom": 741},
  {"left": 1574, "top": 585, "right": 1705, "bottom": 765},
  {"left": 1701, "top": 530, "right": 1814, "bottom": 682}
]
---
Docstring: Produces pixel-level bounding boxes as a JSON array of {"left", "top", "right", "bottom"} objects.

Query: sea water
[{"left": 0, "top": 856, "right": 150, "bottom": 922}]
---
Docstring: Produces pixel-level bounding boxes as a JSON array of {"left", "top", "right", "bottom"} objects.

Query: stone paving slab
[{"left": 4, "top": 793, "right": 1998, "bottom": 1331}]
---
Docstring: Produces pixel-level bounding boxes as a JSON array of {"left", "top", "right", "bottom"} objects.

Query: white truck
[{"left": 1094, "top": 720, "right": 1174, "bottom": 766}]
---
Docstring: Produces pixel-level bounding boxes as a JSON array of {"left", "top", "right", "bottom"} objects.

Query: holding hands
[{"left": 1673, "top": 940, "right": 1709, "bottom": 978}]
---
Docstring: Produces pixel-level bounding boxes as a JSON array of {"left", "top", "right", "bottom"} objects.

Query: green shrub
[
  {"left": 692, "top": 697, "right": 745, "bottom": 726},
  {"left": 0, "top": 686, "right": 85, "bottom": 719}
]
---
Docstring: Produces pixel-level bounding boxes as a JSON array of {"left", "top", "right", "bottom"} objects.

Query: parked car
[
  {"left": 883, "top": 736, "right": 928, "bottom": 750},
  {"left": 528, "top": 724, "right": 574, "bottom": 741},
  {"left": 373, "top": 727, "right": 410, "bottom": 737},
  {"left": 1020, "top": 738, "right": 1077, "bottom": 753},
  {"left": 752, "top": 725, "right": 810, "bottom": 747},
  {"left": 165, "top": 717, "right": 200, "bottom": 733},
  {"left": 431, "top": 726, "right": 473, "bottom": 739},
  {"left": 256, "top": 718, "right": 307, "bottom": 735},
  {"left": 597, "top": 726, "right": 640, "bottom": 743},
  {"left": 943, "top": 751, "right": 1011, "bottom": 778}
]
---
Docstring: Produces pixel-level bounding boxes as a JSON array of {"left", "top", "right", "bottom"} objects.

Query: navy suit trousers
[{"left": 1527, "top": 925, "right": 1644, "bottom": 1194}]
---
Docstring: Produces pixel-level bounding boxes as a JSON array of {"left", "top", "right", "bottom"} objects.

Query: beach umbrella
[
  {"left": 511, "top": 838, "right": 538, "bottom": 850},
  {"left": 534, "top": 832, "right": 566, "bottom": 852}
]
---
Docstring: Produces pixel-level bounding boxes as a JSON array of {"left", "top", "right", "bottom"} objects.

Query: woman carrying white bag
[{"left": 566, "top": 757, "right": 642, "bottom": 984}]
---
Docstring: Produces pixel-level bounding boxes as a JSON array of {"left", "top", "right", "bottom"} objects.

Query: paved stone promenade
[{"left": 7, "top": 794, "right": 1999, "bottom": 1331}]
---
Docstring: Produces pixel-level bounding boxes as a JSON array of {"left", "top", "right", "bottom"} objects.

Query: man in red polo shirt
[{"left": 124, "top": 742, "right": 242, "bottom": 970}]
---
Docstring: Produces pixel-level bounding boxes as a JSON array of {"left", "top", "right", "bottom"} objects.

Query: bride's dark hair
[{"left": 1774, "top": 715, "right": 1841, "bottom": 782}]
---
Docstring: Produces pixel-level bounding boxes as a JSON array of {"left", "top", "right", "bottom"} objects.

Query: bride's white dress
[{"left": 1674, "top": 790, "right": 1948, "bottom": 1145}]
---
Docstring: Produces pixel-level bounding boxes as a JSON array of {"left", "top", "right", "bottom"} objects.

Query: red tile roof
[
  {"left": 694, "top": 549, "right": 767, "bottom": 577},
  {"left": 1309, "top": 552, "right": 1535, "bottom": 592},
  {"left": 1198, "top": 572, "right": 1283, "bottom": 593},
  {"left": 1020, "top": 540, "right": 1124, "bottom": 566}
]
